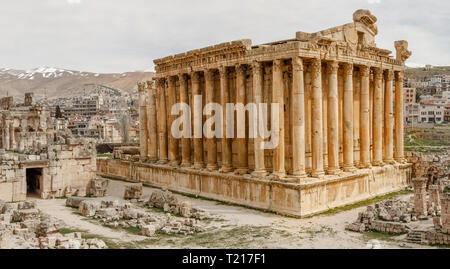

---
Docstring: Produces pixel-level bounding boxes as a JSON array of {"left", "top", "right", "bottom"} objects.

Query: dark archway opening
[{"left": 26, "top": 168, "right": 42, "bottom": 197}]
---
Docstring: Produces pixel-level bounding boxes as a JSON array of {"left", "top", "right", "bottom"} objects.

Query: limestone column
[
  {"left": 372, "top": 68, "right": 384, "bottom": 166},
  {"left": 167, "top": 76, "right": 179, "bottom": 166},
  {"left": 326, "top": 61, "right": 340, "bottom": 175},
  {"left": 343, "top": 63, "right": 355, "bottom": 172},
  {"left": 191, "top": 72, "right": 204, "bottom": 169},
  {"left": 138, "top": 82, "right": 148, "bottom": 161},
  {"left": 251, "top": 61, "right": 267, "bottom": 177},
  {"left": 218, "top": 66, "right": 233, "bottom": 173},
  {"left": 10, "top": 123, "right": 15, "bottom": 150},
  {"left": 310, "top": 58, "right": 325, "bottom": 178},
  {"left": 359, "top": 66, "right": 371, "bottom": 168},
  {"left": 384, "top": 70, "right": 395, "bottom": 164},
  {"left": 394, "top": 71, "right": 405, "bottom": 163},
  {"left": 234, "top": 64, "right": 248, "bottom": 175},
  {"left": 179, "top": 73, "right": 191, "bottom": 167},
  {"left": 272, "top": 59, "right": 285, "bottom": 178},
  {"left": 146, "top": 81, "right": 158, "bottom": 162},
  {"left": 291, "top": 57, "right": 307, "bottom": 179},
  {"left": 156, "top": 78, "right": 168, "bottom": 164},
  {"left": 205, "top": 69, "right": 218, "bottom": 171}
]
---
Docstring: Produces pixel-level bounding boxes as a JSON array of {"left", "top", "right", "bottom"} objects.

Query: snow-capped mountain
[{"left": 0, "top": 67, "right": 154, "bottom": 100}]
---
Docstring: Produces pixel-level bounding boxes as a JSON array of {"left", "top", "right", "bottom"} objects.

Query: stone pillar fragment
[
  {"left": 179, "top": 74, "right": 191, "bottom": 167},
  {"left": 343, "top": 63, "right": 355, "bottom": 172},
  {"left": 384, "top": 70, "right": 395, "bottom": 164},
  {"left": 271, "top": 59, "right": 285, "bottom": 178},
  {"left": 412, "top": 177, "right": 428, "bottom": 217},
  {"left": 205, "top": 69, "right": 218, "bottom": 171},
  {"left": 138, "top": 82, "right": 148, "bottom": 161},
  {"left": 252, "top": 61, "right": 267, "bottom": 177},
  {"left": 359, "top": 66, "right": 371, "bottom": 168},
  {"left": 429, "top": 185, "right": 441, "bottom": 210},
  {"left": 310, "top": 58, "right": 324, "bottom": 178},
  {"left": 326, "top": 61, "right": 340, "bottom": 175},
  {"left": 147, "top": 81, "right": 158, "bottom": 162},
  {"left": 156, "top": 78, "right": 168, "bottom": 164},
  {"left": 394, "top": 71, "right": 405, "bottom": 163}
]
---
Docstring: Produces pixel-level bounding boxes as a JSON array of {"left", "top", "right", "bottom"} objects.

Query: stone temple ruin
[
  {"left": 98, "top": 10, "right": 413, "bottom": 217},
  {"left": 0, "top": 93, "right": 97, "bottom": 202}
]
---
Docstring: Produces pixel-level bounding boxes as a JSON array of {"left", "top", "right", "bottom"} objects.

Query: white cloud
[{"left": 368, "top": 0, "right": 381, "bottom": 4}]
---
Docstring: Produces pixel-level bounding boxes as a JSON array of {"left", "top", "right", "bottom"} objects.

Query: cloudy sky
[{"left": 0, "top": 0, "right": 448, "bottom": 73}]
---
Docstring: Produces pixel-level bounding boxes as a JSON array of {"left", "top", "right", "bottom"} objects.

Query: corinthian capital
[
  {"left": 384, "top": 70, "right": 394, "bottom": 81},
  {"left": 310, "top": 58, "right": 321, "bottom": 76},
  {"left": 395, "top": 71, "right": 404, "bottom": 81},
  {"left": 219, "top": 66, "right": 228, "bottom": 79},
  {"left": 373, "top": 67, "right": 383, "bottom": 81},
  {"left": 292, "top": 57, "right": 304, "bottom": 72},
  {"left": 272, "top": 60, "right": 282, "bottom": 73},
  {"left": 343, "top": 63, "right": 353, "bottom": 76},
  {"left": 190, "top": 72, "right": 199, "bottom": 83},
  {"left": 137, "top": 82, "right": 145, "bottom": 93},
  {"left": 360, "top": 65, "right": 370, "bottom": 77},
  {"left": 146, "top": 80, "right": 154, "bottom": 91},
  {"left": 326, "top": 61, "right": 339, "bottom": 75},
  {"left": 235, "top": 64, "right": 246, "bottom": 76}
]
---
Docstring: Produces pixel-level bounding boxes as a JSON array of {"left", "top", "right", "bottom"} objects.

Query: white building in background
[{"left": 419, "top": 101, "right": 445, "bottom": 124}]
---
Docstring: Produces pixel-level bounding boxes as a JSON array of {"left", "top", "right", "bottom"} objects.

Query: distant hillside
[
  {"left": 405, "top": 66, "right": 450, "bottom": 80},
  {"left": 0, "top": 67, "right": 154, "bottom": 101}
]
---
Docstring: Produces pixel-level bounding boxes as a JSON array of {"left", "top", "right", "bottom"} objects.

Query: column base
[
  {"left": 181, "top": 162, "right": 192, "bottom": 168},
  {"left": 206, "top": 164, "right": 218, "bottom": 172},
  {"left": 269, "top": 172, "right": 286, "bottom": 180},
  {"left": 234, "top": 168, "right": 249, "bottom": 175},
  {"left": 148, "top": 158, "right": 158, "bottom": 164},
  {"left": 169, "top": 160, "right": 180, "bottom": 167},
  {"left": 193, "top": 162, "right": 204, "bottom": 170},
  {"left": 343, "top": 165, "right": 357, "bottom": 172},
  {"left": 358, "top": 163, "right": 372, "bottom": 169},
  {"left": 140, "top": 156, "right": 148, "bottom": 163},
  {"left": 219, "top": 166, "right": 234, "bottom": 173},
  {"left": 372, "top": 161, "right": 385, "bottom": 167},
  {"left": 326, "top": 168, "right": 342, "bottom": 176},
  {"left": 395, "top": 158, "right": 407, "bottom": 164},
  {"left": 311, "top": 171, "right": 325, "bottom": 179},
  {"left": 251, "top": 170, "right": 268, "bottom": 178},
  {"left": 384, "top": 159, "right": 396, "bottom": 165},
  {"left": 157, "top": 159, "right": 168, "bottom": 165}
]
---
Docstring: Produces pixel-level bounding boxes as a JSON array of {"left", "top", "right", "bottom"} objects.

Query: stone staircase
[{"left": 406, "top": 230, "right": 428, "bottom": 245}]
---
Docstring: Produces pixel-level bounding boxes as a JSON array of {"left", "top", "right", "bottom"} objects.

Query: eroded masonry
[
  {"left": 98, "top": 10, "right": 413, "bottom": 217},
  {"left": 0, "top": 93, "right": 96, "bottom": 202}
]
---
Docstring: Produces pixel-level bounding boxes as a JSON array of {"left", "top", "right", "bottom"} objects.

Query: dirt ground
[{"left": 33, "top": 178, "right": 437, "bottom": 249}]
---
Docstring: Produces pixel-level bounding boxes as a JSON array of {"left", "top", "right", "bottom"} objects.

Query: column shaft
[
  {"left": 272, "top": 59, "right": 285, "bottom": 178},
  {"left": 360, "top": 66, "right": 371, "bottom": 168},
  {"left": 219, "top": 66, "right": 233, "bottom": 173},
  {"left": 205, "top": 70, "right": 218, "bottom": 171},
  {"left": 343, "top": 63, "right": 355, "bottom": 172},
  {"left": 235, "top": 64, "right": 248, "bottom": 175},
  {"left": 167, "top": 77, "right": 179, "bottom": 166},
  {"left": 372, "top": 68, "right": 384, "bottom": 166},
  {"left": 191, "top": 72, "right": 204, "bottom": 169},
  {"left": 327, "top": 61, "right": 340, "bottom": 174},
  {"left": 252, "top": 61, "right": 267, "bottom": 177},
  {"left": 310, "top": 59, "right": 325, "bottom": 178},
  {"left": 179, "top": 74, "right": 191, "bottom": 167},
  {"left": 147, "top": 81, "right": 158, "bottom": 162},
  {"left": 384, "top": 70, "right": 395, "bottom": 164},
  {"left": 156, "top": 78, "right": 168, "bottom": 163},
  {"left": 291, "top": 57, "right": 307, "bottom": 178},
  {"left": 394, "top": 71, "right": 405, "bottom": 162},
  {"left": 138, "top": 82, "right": 148, "bottom": 161}
]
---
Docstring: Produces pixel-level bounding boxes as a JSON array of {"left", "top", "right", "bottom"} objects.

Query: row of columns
[{"left": 138, "top": 58, "right": 406, "bottom": 180}]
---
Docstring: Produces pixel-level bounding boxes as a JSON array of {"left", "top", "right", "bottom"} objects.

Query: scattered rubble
[
  {"left": 68, "top": 190, "right": 209, "bottom": 236},
  {"left": 0, "top": 199, "right": 107, "bottom": 249},
  {"left": 88, "top": 178, "right": 109, "bottom": 197}
]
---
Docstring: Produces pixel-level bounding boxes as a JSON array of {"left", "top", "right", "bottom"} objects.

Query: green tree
[{"left": 55, "top": 105, "right": 62, "bottom": 118}]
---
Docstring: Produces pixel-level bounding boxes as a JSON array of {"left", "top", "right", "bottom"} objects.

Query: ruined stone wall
[{"left": 0, "top": 97, "right": 13, "bottom": 110}]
